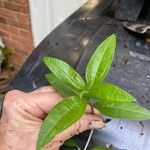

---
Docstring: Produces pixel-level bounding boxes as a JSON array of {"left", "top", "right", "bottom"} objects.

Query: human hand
[{"left": 0, "top": 86, "right": 105, "bottom": 150}]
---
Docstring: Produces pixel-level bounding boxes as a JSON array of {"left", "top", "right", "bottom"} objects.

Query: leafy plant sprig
[
  {"left": 0, "top": 46, "right": 13, "bottom": 71},
  {"left": 37, "top": 34, "right": 150, "bottom": 150}
]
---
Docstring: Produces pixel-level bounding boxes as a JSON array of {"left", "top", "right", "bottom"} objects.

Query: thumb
[{"left": 44, "top": 114, "right": 105, "bottom": 149}]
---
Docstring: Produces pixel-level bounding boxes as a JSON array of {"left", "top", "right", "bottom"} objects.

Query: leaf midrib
[
  {"left": 97, "top": 52, "right": 114, "bottom": 82},
  {"left": 100, "top": 103, "right": 150, "bottom": 116},
  {"left": 49, "top": 59, "right": 85, "bottom": 90},
  {"left": 90, "top": 83, "right": 135, "bottom": 102},
  {"left": 87, "top": 37, "right": 114, "bottom": 87},
  {"left": 47, "top": 74, "right": 80, "bottom": 96},
  {"left": 93, "top": 38, "right": 113, "bottom": 84},
  {"left": 38, "top": 100, "right": 84, "bottom": 149}
]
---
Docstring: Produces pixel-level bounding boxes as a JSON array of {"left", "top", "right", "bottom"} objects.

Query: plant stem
[
  {"left": 83, "top": 105, "right": 94, "bottom": 150},
  {"left": 77, "top": 146, "right": 81, "bottom": 150},
  {"left": 83, "top": 128, "right": 94, "bottom": 150}
]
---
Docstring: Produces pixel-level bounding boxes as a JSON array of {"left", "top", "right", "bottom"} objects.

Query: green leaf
[
  {"left": 43, "top": 57, "right": 85, "bottom": 93},
  {"left": 46, "top": 73, "right": 78, "bottom": 97},
  {"left": 86, "top": 34, "right": 116, "bottom": 89},
  {"left": 90, "top": 83, "right": 136, "bottom": 102},
  {"left": 64, "top": 139, "right": 80, "bottom": 149},
  {"left": 89, "top": 145, "right": 111, "bottom": 150},
  {"left": 36, "top": 96, "right": 86, "bottom": 150},
  {"left": 94, "top": 101, "right": 150, "bottom": 120}
]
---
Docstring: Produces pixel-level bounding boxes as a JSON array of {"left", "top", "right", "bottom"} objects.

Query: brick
[
  {"left": 0, "top": 1, "right": 4, "bottom": 7},
  {"left": 10, "top": 34, "right": 33, "bottom": 51},
  {"left": 3, "top": 34, "right": 33, "bottom": 60},
  {"left": 5, "top": 0, "right": 14, "bottom": 2},
  {"left": 3, "top": 1, "right": 21, "bottom": 12},
  {"left": 1, "top": 0, "right": 33, "bottom": 70},
  {"left": 11, "top": 34, "right": 31, "bottom": 43},
  {"left": 3, "top": 38, "right": 18, "bottom": 49},
  {"left": 13, "top": 50, "right": 29, "bottom": 59},
  {"left": 19, "top": 4, "right": 30, "bottom": 14},
  {"left": 23, "top": 44, "right": 33, "bottom": 52},
  {"left": 0, "top": 22, "right": 8, "bottom": 30},
  {"left": 0, "top": 8, "right": 17, "bottom": 19},
  {"left": 3, "top": 1, "right": 29, "bottom": 14},
  {"left": 0, "top": 23, "right": 19, "bottom": 34},
  {"left": 13, "top": 0, "right": 28, "bottom": 5},
  {"left": 11, "top": 51, "right": 29, "bottom": 65},
  {"left": 7, "top": 19, "right": 31, "bottom": 30},
  {"left": 20, "top": 42, "right": 33, "bottom": 52},
  {"left": 3, "top": 38, "right": 31, "bottom": 64},
  {"left": 2, "top": 38, "right": 23, "bottom": 68},
  {"left": 0, "top": 16, "right": 7, "bottom": 24},
  {"left": 8, "top": 25, "right": 19, "bottom": 34},
  {"left": 14, "top": 47, "right": 30, "bottom": 56},
  {"left": 0, "top": 29, "right": 10, "bottom": 38},
  {"left": 9, "top": 53, "right": 25, "bottom": 68},
  {"left": 19, "top": 29, "right": 32, "bottom": 38},
  {"left": 17, "top": 13, "right": 30, "bottom": 23},
  {"left": 4, "top": 38, "right": 27, "bottom": 54}
]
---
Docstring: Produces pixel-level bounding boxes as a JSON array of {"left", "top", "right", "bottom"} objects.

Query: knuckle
[
  {"left": 5, "top": 90, "right": 15, "bottom": 99},
  {"left": 80, "top": 115, "right": 92, "bottom": 130},
  {"left": 71, "top": 121, "right": 82, "bottom": 135},
  {"left": 4, "top": 90, "right": 24, "bottom": 109},
  {"left": 5, "top": 90, "right": 23, "bottom": 100}
]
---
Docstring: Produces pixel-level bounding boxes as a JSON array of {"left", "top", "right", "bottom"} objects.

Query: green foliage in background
[{"left": 0, "top": 46, "right": 13, "bottom": 71}]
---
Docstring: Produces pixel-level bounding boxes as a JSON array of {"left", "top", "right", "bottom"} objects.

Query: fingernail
[
  {"left": 90, "top": 121, "right": 106, "bottom": 129},
  {"left": 93, "top": 108, "right": 100, "bottom": 115}
]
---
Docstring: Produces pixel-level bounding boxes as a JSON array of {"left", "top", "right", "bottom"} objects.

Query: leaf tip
[
  {"left": 42, "top": 56, "right": 49, "bottom": 64},
  {"left": 109, "top": 33, "right": 116, "bottom": 42},
  {"left": 36, "top": 137, "right": 45, "bottom": 150},
  {"left": 45, "top": 73, "right": 50, "bottom": 80},
  {"left": 110, "top": 33, "right": 116, "bottom": 37},
  {"left": 36, "top": 143, "right": 41, "bottom": 150}
]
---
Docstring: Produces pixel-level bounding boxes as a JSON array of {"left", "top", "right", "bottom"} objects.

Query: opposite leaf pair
[{"left": 36, "top": 34, "right": 150, "bottom": 150}]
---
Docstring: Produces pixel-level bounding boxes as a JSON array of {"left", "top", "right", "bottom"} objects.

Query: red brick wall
[{"left": 0, "top": 0, "right": 34, "bottom": 69}]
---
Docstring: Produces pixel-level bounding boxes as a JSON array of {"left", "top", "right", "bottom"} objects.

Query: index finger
[
  {"left": 31, "top": 91, "right": 63, "bottom": 116},
  {"left": 29, "top": 86, "right": 56, "bottom": 95}
]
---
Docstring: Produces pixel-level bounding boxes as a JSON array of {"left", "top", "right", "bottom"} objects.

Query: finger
[
  {"left": 30, "top": 91, "right": 63, "bottom": 116},
  {"left": 44, "top": 114, "right": 105, "bottom": 149},
  {"left": 14, "top": 92, "right": 63, "bottom": 119},
  {"left": 29, "top": 92, "right": 99, "bottom": 119},
  {"left": 4, "top": 90, "right": 25, "bottom": 109},
  {"left": 58, "top": 114, "right": 105, "bottom": 139},
  {"left": 5, "top": 90, "right": 25, "bottom": 100},
  {"left": 29, "top": 86, "right": 55, "bottom": 95},
  {"left": 86, "top": 105, "right": 100, "bottom": 115}
]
